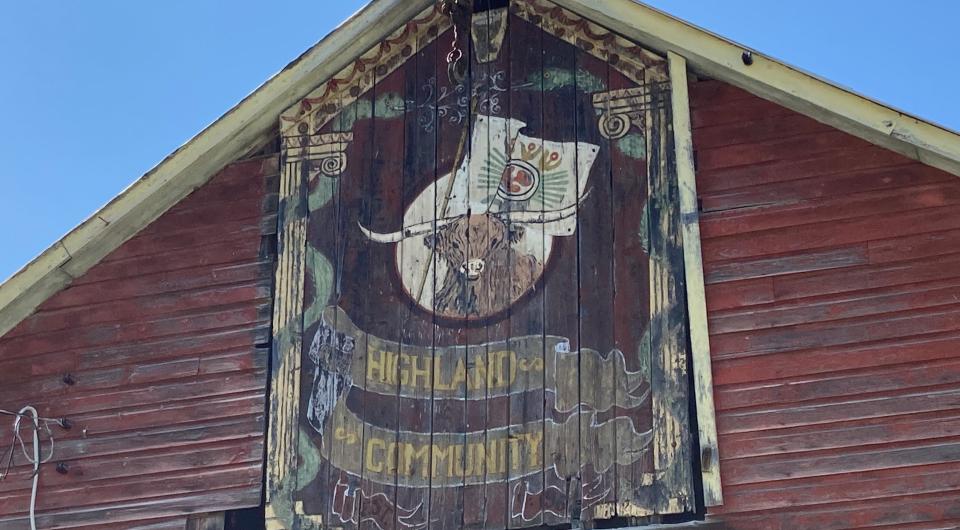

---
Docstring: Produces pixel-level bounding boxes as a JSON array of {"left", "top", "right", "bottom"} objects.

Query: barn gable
[
  {"left": 2, "top": 0, "right": 959, "bottom": 341},
  {"left": 2, "top": 1, "right": 960, "bottom": 530}
]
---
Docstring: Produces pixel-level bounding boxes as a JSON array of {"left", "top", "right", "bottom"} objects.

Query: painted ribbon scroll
[{"left": 270, "top": 2, "right": 692, "bottom": 529}]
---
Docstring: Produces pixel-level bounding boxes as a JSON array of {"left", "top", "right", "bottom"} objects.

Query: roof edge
[
  {"left": 0, "top": 0, "right": 434, "bottom": 337},
  {"left": 554, "top": 0, "right": 960, "bottom": 176},
  {"left": 3, "top": 0, "right": 960, "bottom": 338}
]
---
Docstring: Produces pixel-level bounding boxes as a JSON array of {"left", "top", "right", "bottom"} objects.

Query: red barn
[{"left": 2, "top": 1, "right": 959, "bottom": 529}]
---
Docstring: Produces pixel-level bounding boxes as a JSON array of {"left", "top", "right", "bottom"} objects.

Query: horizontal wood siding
[
  {"left": 690, "top": 79, "right": 960, "bottom": 529},
  {"left": 0, "top": 156, "right": 279, "bottom": 528}
]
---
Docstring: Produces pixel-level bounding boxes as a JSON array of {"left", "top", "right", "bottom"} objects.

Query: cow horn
[
  {"left": 504, "top": 188, "right": 592, "bottom": 225},
  {"left": 358, "top": 217, "right": 457, "bottom": 243}
]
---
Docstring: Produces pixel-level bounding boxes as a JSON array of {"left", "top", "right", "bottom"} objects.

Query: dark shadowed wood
[{"left": 275, "top": 2, "right": 692, "bottom": 529}]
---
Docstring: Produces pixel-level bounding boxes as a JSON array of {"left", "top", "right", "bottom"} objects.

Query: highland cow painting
[{"left": 270, "top": 2, "right": 693, "bottom": 528}]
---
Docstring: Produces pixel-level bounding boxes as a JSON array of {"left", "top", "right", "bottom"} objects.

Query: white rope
[{"left": 0, "top": 406, "right": 57, "bottom": 530}]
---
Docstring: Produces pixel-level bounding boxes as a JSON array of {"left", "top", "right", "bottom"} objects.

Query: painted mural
[{"left": 270, "top": 2, "right": 692, "bottom": 529}]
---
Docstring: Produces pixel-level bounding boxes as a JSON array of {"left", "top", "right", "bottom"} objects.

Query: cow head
[{"left": 358, "top": 193, "right": 587, "bottom": 283}]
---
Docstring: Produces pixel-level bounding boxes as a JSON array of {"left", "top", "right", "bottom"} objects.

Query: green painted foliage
[
  {"left": 524, "top": 67, "right": 607, "bottom": 93},
  {"left": 308, "top": 177, "right": 337, "bottom": 212},
  {"left": 297, "top": 427, "right": 324, "bottom": 491},
  {"left": 332, "top": 92, "right": 407, "bottom": 131},
  {"left": 304, "top": 245, "right": 334, "bottom": 332},
  {"left": 617, "top": 132, "right": 647, "bottom": 160}
]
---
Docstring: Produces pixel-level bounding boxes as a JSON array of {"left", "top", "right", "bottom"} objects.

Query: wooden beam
[
  {"left": 0, "top": 0, "right": 435, "bottom": 338},
  {"left": 668, "top": 51, "right": 723, "bottom": 507},
  {"left": 551, "top": 0, "right": 960, "bottom": 178}
]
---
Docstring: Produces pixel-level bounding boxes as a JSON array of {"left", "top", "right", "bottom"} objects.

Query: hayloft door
[{"left": 268, "top": 2, "right": 696, "bottom": 528}]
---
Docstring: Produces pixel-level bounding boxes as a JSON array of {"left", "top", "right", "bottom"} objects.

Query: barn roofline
[{"left": 1, "top": 0, "right": 959, "bottom": 338}]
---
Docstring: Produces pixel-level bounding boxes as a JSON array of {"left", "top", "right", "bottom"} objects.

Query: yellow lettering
[
  {"left": 386, "top": 442, "right": 398, "bottom": 474},
  {"left": 407, "top": 353, "right": 432, "bottom": 390},
  {"left": 401, "top": 443, "right": 431, "bottom": 478},
  {"left": 434, "top": 356, "right": 450, "bottom": 391},
  {"left": 494, "top": 438, "right": 505, "bottom": 474},
  {"left": 366, "top": 438, "right": 386, "bottom": 473},
  {"left": 386, "top": 351, "right": 399, "bottom": 385},
  {"left": 509, "top": 437, "right": 522, "bottom": 471},
  {"left": 465, "top": 442, "right": 485, "bottom": 477},
  {"left": 471, "top": 355, "right": 487, "bottom": 392},
  {"left": 448, "top": 357, "right": 466, "bottom": 391},
  {"left": 367, "top": 349, "right": 386, "bottom": 384},
  {"left": 432, "top": 445, "right": 455, "bottom": 478},
  {"left": 524, "top": 432, "right": 543, "bottom": 470},
  {"left": 452, "top": 444, "right": 465, "bottom": 476}
]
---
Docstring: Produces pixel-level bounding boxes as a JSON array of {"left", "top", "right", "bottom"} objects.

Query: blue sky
[{"left": 0, "top": 1, "right": 956, "bottom": 282}]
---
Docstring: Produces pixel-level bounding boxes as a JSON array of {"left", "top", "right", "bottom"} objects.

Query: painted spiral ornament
[{"left": 598, "top": 112, "right": 631, "bottom": 140}]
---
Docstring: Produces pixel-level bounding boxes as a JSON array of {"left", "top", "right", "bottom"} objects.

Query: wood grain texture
[
  {"left": 270, "top": 2, "right": 695, "bottom": 528},
  {"left": 0, "top": 156, "right": 276, "bottom": 528},
  {"left": 668, "top": 52, "right": 721, "bottom": 508},
  {"left": 692, "top": 78, "right": 960, "bottom": 528}
]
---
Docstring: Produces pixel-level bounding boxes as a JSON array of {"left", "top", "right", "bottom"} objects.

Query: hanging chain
[{"left": 440, "top": 0, "right": 470, "bottom": 85}]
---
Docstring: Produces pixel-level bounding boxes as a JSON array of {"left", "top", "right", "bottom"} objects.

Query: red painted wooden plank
[
  {"left": 7, "top": 283, "right": 269, "bottom": 339},
  {"left": 710, "top": 276, "right": 960, "bottom": 335},
  {"left": 712, "top": 330, "right": 960, "bottom": 386},
  {"left": 0, "top": 486, "right": 261, "bottom": 529},
  {"left": 703, "top": 245, "right": 868, "bottom": 284},
  {"left": 698, "top": 163, "right": 948, "bottom": 213},
  {"left": 702, "top": 205, "right": 960, "bottom": 262},
  {"left": 81, "top": 236, "right": 265, "bottom": 285},
  {"left": 771, "top": 252, "right": 960, "bottom": 302},
  {"left": 695, "top": 147, "right": 915, "bottom": 194},
  {"left": 719, "top": 437, "right": 960, "bottom": 486},
  {"left": 700, "top": 182, "right": 960, "bottom": 239},
  {"left": 716, "top": 462, "right": 960, "bottom": 515},
  {"left": 720, "top": 410, "right": 960, "bottom": 459},
  {"left": 687, "top": 80, "right": 758, "bottom": 109},
  {"left": 24, "top": 369, "right": 266, "bottom": 417},
  {"left": 40, "top": 260, "right": 271, "bottom": 311},
  {"left": 696, "top": 130, "right": 871, "bottom": 172},
  {"left": 0, "top": 304, "right": 269, "bottom": 360},
  {"left": 704, "top": 277, "right": 774, "bottom": 311},
  {"left": 692, "top": 112, "right": 832, "bottom": 150},
  {"left": 42, "top": 415, "right": 262, "bottom": 463},
  {"left": 76, "top": 327, "right": 266, "bottom": 371},
  {"left": 711, "top": 491, "right": 960, "bottom": 530},
  {"left": 0, "top": 441, "right": 262, "bottom": 496},
  {"left": 711, "top": 302, "right": 960, "bottom": 358},
  {"left": 717, "top": 387, "right": 960, "bottom": 435},
  {"left": 101, "top": 220, "right": 267, "bottom": 263},
  {"left": 715, "top": 356, "right": 960, "bottom": 411},
  {"left": 868, "top": 227, "right": 960, "bottom": 264}
]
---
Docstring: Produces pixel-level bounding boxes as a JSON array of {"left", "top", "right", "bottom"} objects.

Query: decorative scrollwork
[
  {"left": 592, "top": 85, "right": 669, "bottom": 140},
  {"left": 597, "top": 113, "right": 632, "bottom": 140},
  {"left": 284, "top": 132, "right": 355, "bottom": 179}
]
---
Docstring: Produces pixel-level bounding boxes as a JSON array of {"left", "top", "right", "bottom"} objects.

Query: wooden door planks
[
  {"left": 505, "top": 11, "right": 546, "bottom": 529},
  {"left": 269, "top": 2, "right": 699, "bottom": 528}
]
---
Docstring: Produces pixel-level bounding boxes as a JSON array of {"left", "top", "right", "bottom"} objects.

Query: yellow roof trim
[
  {"left": 1, "top": 0, "right": 958, "bottom": 337},
  {"left": 0, "top": 0, "right": 434, "bottom": 337},
  {"left": 558, "top": 0, "right": 960, "bottom": 174}
]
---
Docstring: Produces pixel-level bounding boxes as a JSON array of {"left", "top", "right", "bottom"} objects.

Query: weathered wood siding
[
  {"left": 268, "top": 2, "right": 697, "bottom": 528},
  {"left": 691, "top": 79, "right": 960, "bottom": 528},
  {"left": 0, "top": 156, "right": 279, "bottom": 528}
]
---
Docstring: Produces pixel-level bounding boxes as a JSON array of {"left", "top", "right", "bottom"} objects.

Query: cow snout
[{"left": 460, "top": 258, "right": 485, "bottom": 281}]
